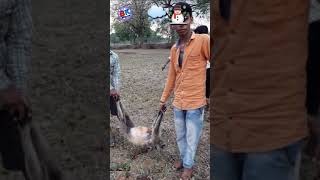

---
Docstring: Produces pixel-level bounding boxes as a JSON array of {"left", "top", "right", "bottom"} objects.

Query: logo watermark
[{"left": 118, "top": 7, "right": 132, "bottom": 22}]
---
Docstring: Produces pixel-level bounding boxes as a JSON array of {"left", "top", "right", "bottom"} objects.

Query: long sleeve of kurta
[
  {"left": 110, "top": 51, "right": 121, "bottom": 91},
  {"left": 160, "top": 47, "right": 176, "bottom": 103}
]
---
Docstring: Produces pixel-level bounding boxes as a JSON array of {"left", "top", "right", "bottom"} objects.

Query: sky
[{"left": 110, "top": 2, "right": 210, "bottom": 34}]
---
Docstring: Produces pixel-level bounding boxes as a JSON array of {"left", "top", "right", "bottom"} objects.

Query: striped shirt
[
  {"left": 110, "top": 50, "right": 120, "bottom": 91},
  {"left": 0, "top": 0, "right": 32, "bottom": 96}
]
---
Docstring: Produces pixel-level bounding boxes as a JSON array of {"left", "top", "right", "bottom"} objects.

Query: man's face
[{"left": 170, "top": 15, "right": 192, "bottom": 37}]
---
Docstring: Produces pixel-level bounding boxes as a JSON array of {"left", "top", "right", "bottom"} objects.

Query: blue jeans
[
  {"left": 173, "top": 106, "right": 204, "bottom": 169},
  {"left": 210, "top": 140, "right": 304, "bottom": 180}
]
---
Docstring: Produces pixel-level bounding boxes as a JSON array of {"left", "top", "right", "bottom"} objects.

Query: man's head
[
  {"left": 194, "top": 25, "right": 208, "bottom": 34},
  {"left": 168, "top": 2, "right": 193, "bottom": 37}
]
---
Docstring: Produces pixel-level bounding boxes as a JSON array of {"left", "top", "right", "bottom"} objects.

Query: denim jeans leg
[
  {"left": 183, "top": 107, "right": 204, "bottom": 168},
  {"left": 292, "top": 150, "right": 301, "bottom": 180},
  {"left": 242, "top": 140, "right": 303, "bottom": 180},
  {"left": 210, "top": 145, "right": 242, "bottom": 180},
  {"left": 173, "top": 107, "right": 187, "bottom": 161}
]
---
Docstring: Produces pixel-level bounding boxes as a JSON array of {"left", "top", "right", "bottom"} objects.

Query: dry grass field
[{"left": 109, "top": 49, "right": 210, "bottom": 180}]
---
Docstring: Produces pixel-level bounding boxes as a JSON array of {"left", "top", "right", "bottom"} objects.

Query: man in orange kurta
[{"left": 160, "top": 2, "right": 210, "bottom": 179}]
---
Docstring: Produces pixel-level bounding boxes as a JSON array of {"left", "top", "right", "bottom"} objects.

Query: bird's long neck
[
  {"left": 116, "top": 101, "right": 135, "bottom": 134},
  {"left": 151, "top": 112, "right": 163, "bottom": 138}
]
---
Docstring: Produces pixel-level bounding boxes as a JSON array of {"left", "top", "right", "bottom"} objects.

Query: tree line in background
[{"left": 110, "top": 0, "right": 209, "bottom": 46}]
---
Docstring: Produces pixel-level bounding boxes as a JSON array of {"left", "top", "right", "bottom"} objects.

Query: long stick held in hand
[{"left": 161, "top": 57, "right": 171, "bottom": 71}]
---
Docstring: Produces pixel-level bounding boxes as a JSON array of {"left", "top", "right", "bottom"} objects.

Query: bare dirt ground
[{"left": 109, "top": 49, "right": 210, "bottom": 180}]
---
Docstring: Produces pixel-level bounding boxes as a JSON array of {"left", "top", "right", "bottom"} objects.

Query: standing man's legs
[
  {"left": 211, "top": 145, "right": 242, "bottom": 180},
  {"left": 242, "top": 140, "right": 303, "bottom": 180},
  {"left": 183, "top": 107, "right": 204, "bottom": 169},
  {"left": 211, "top": 140, "right": 303, "bottom": 180},
  {"left": 292, "top": 149, "right": 302, "bottom": 180},
  {"left": 174, "top": 108, "right": 188, "bottom": 163}
]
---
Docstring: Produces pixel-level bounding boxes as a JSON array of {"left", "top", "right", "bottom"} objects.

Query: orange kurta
[{"left": 161, "top": 33, "right": 210, "bottom": 110}]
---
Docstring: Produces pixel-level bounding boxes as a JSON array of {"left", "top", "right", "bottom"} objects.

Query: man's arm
[
  {"left": 202, "top": 34, "right": 211, "bottom": 61},
  {"left": 112, "top": 52, "right": 121, "bottom": 92},
  {"left": 6, "top": 0, "right": 32, "bottom": 96},
  {"left": 109, "top": 53, "right": 114, "bottom": 90},
  {"left": 160, "top": 48, "right": 176, "bottom": 103},
  {"left": 0, "top": 0, "right": 32, "bottom": 120}
]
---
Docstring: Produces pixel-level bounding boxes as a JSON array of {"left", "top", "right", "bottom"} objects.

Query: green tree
[
  {"left": 152, "top": 18, "right": 178, "bottom": 44},
  {"left": 194, "top": 0, "right": 210, "bottom": 15},
  {"left": 113, "top": 22, "right": 134, "bottom": 42},
  {"left": 112, "top": 0, "right": 153, "bottom": 46},
  {"left": 110, "top": 33, "right": 120, "bottom": 44},
  {"left": 148, "top": 0, "right": 210, "bottom": 44},
  {"left": 149, "top": 0, "right": 210, "bottom": 15}
]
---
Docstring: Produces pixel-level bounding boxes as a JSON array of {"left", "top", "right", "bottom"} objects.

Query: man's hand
[
  {"left": 110, "top": 89, "right": 120, "bottom": 101},
  {"left": 110, "top": 89, "right": 119, "bottom": 96},
  {"left": 0, "top": 86, "right": 30, "bottom": 121},
  {"left": 159, "top": 101, "right": 166, "bottom": 112}
]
